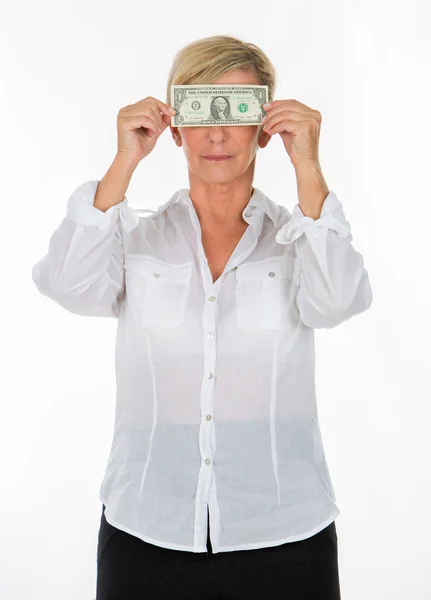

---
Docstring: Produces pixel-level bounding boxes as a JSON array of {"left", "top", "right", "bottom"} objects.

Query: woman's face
[{"left": 170, "top": 68, "right": 271, "bottom": 184}]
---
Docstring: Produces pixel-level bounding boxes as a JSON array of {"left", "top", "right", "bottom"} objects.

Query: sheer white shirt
[{"left": 32, "top": 180, "right": 372, "bottom": 553}]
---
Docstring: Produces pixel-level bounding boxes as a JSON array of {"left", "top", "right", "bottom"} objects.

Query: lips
[{"left": 203, "top": 155, "right": 232, "bottom": 161}]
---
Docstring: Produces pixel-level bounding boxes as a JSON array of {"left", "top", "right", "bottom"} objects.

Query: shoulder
[
  {"left": 263, "top": 194, "right": 293, "bottom": 228},
  {"left": 130, "top": 189, "right": 185, "bottom": 222}
]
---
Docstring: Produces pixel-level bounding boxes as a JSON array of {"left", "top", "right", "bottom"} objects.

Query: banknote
[{"left": 170, "top": 84, "right": 269, "bottom": 127}]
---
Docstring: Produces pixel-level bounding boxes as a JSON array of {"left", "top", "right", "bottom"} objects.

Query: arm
[
  {"left": 31, "top": 154, "right": 140, "bottom": 317},
  {"left": 276, "top": 162, "right": 373, "bottom": 329}
]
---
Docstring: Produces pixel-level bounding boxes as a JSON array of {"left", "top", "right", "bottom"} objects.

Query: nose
[{"left": 206, "top": 126, "right": 228, "bottom": 142}]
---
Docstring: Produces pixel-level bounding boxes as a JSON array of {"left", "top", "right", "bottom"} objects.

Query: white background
[{"left": 2, "top": 0, "right": 430, "bottom": 598}]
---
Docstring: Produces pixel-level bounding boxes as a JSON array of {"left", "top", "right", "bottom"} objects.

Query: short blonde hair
[{"left": 165, "top": 35, "right": 277, "bottom": 106}]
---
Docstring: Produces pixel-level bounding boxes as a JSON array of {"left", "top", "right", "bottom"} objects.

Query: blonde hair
[{"left": 165, "top": 35, "right": 277, "bottom": 106}]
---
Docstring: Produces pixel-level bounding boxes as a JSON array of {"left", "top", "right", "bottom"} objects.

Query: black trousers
[{"left": 96, "top": 504, "right": 341, "bottom": 600}]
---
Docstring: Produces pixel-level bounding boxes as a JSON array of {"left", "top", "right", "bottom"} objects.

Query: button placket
[{"left": 201, "top": 293, "right": 217, "bottom": 474}]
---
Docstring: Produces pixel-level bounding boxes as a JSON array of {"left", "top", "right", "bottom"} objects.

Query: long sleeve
[
  {"left": 275, "top": 190, "right": 372, "bottom": 329},
  {"left": 32, "top": 180, "right": 140, "bottom": 317}
]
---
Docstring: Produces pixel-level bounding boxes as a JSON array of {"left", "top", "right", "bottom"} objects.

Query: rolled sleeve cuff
[
  {"left": 66, "top": 180, "right": 140, "bottom": 233},
  {"left": 275, "top": 190, "right": 351, "bottom": 245}
]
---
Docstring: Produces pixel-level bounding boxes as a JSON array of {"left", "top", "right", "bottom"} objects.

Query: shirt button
[
  {"left": 244, "top": 212, "right": 252, "bottom": 217},
  {"left": 206, "top": 414, "right": 212, "bottom": 421},
  {"left": 153, "top": 273, "right": 161, "bottom": 278},
  {"left": 268, "top": 272, "right": 275, "bottom": 277},
  {"left": 208, "top": 296, "right": 216, "bottom": 302},
  {"left": 207, "top": 373, "right": 213, "bottom": 379},
  {"left": 207, "top": 333, "right": 214, "bottom": 339},
  {"left": 205, "top": 458, "right": 212, "bottom": 465}
]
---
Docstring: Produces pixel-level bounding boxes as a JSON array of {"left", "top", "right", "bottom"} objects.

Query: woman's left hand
[{"left": 261, "top": 99, "right": 322, "bottom": 169}]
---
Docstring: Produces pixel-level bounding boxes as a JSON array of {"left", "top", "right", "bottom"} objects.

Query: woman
[{"left": 32, "top": 35, "right": 372, "bottom": 599}]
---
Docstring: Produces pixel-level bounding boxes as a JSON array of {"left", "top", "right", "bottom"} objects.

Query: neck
[{"left": 188, "top": 178, "right": 254, "bottom": 230}]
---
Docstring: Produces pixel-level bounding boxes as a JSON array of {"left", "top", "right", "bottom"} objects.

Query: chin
[{"left": 198, "top": 173, "right": 238, "bottom": 184}]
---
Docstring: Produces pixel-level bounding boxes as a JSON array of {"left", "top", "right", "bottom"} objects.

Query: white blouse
[{"left": 32, "top": 180, "right": 372, "bottom": 553}]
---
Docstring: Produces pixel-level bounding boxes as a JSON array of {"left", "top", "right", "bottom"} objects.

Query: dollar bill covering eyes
[{"left": 170, "top": 84, "right": 269, "bottom": 127}]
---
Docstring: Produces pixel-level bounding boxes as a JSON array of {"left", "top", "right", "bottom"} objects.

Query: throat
[{"left": 201, "top": 222, "right": 249, "bottom": 283}]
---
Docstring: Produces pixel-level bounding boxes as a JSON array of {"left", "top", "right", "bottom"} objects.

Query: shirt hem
[
  {"left": 99, "top": 493, "right": 340, "bottom": 554},
  {"left": 213, "top": 506, "right": 341, "bottom": 553}
]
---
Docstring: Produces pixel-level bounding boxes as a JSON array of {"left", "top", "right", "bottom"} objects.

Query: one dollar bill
[{"left": 170, "top": 84, "right": 268, "bottom": 127}]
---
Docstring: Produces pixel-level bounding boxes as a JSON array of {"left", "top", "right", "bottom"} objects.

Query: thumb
[{"left": 161, "top": 112, "right": 174, "bottom": 128}]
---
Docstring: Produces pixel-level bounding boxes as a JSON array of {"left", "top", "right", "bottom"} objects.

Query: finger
[
  {"left": 132, "top": 97, "right": 176, "bottom": 117},
  {"left": 145, "top": 106, "right": 165, "bottom": 133},
  {"left": 125, "top": 115, "right": 160, "bottom": 137},
  {"left": 144, "top": 99, "right": 176, "bottom": 129},
  {"left": 265, "top": 99, "right": 316, "bottom": 114},
  {"left": 263, "top": 110, "right": 307, "bottom": 131},
  {"left": 151, "top": 98, "right": 177, "bottom": 117},
  {"left": 263, "top": 105, "right": 314, "bottom": 129},
  {"left": 149, "top": 104, "right": 175, "bottom": 132},
  {"left": 262, "top": 109, "right": 292, "bottom": 130},
  {"left": 161, "top": 112, "right": 173, "bottom": 127},
  {"left": 265, "top": 119, "right": 305, "bottom": 135}
]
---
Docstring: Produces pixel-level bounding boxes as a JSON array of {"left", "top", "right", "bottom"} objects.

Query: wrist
[
  {"left": 294, "top": 161, "right": 329, "bottom": 220},
  {"left": 93, "top": 155, "right": 138, "bottom": 213},
  {"left": 293, "top": 160, "right": 323, "bottom": 175},
  {"left": 114, "top": 152, "right": 140, "bottom": 172}
]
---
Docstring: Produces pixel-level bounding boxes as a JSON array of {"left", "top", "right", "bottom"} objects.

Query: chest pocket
[
  {"left": 124, "top": 255, "right": 192, "bottom": 327},
  {"left": 235, "top": 254, "right": 298, "bottom": 330}
]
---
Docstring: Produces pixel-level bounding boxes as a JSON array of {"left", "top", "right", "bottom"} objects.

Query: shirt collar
[{"left": 176, "top": 187, "right": 279, "bottom": 226}]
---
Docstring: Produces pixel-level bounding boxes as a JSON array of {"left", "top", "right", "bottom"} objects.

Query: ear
[{"left": 170, "top": 125, "right": 183, "bottom": 147}]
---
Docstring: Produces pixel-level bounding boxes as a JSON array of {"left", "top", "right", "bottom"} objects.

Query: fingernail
[
  {"left": 263, "top": 102, "right": 271, "bottom": 108},
  {"left": 169, "top": 108, "right": 176, "bottom": 114}
]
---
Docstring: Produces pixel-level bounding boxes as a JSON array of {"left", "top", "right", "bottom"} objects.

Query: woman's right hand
[{"left": 116, "top": 97, "right": 177, "bottom": 163}]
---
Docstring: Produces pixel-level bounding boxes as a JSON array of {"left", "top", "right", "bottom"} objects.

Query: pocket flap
[
  {"left": 124, "top": 255, "right": 192, "bottom": 283},
  {"left": 235, "top": 255, "right": 295, "bottom": 282}
]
